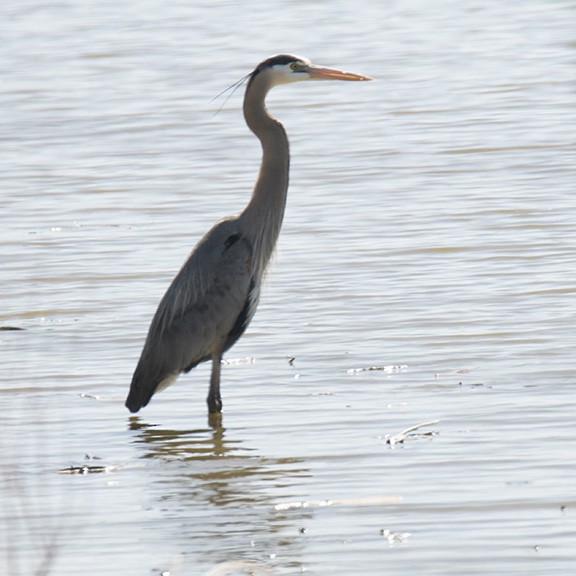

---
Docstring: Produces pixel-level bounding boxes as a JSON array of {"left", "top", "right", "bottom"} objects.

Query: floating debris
[
  {"left": 84, "top": 453, "right": 102, "bottom": 461},
  {"left": 222, "top": 357, "right": 256, "bottom": 365},
  {"left": 380, "top": 528, "right": 411, "bottom": 546},
  {"left": 275, "top": 498, "right": 333, "bottom": 511},
  {"left": 274, "top": 495, "right": 401, "bottom": 511},
  {"left": 0, "top": 326, "right": 24, "bottom": 331},
  {"left": 79, "top": 393, "right": 101, "bottom": 400},
  {"left": 382, "top": 419, "right": 440, "bottom": 447},
  {"left": 346, "top": 364, "right": 407, "bottom": 375},
  {"left": 58, "top": 464, "right": 118, "bottom": 475}
]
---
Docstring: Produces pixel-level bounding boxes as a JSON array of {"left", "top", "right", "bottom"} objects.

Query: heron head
[{"left": 251, "top": 54, "right": 372, "bottom": 87}]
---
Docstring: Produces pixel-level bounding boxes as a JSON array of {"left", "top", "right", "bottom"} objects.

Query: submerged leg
[{"left": 207, "top": 352, "right": 223, "bottom": 414}]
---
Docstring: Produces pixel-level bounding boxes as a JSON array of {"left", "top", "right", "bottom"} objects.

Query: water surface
[{"left": 1, "top": 1, "right": 575, "bottom": 574}]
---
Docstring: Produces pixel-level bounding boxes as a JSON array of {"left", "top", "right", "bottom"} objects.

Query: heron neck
[{"left": 239, "top": 75, "right": 290, "bottom": 275}]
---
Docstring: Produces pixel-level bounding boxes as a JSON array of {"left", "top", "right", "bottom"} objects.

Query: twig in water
[{"left": 384, "top": 419, "right": 440, "bottom": 447}]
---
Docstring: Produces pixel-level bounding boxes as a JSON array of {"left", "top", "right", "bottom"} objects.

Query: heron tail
[
  {"left": 125, "top": 360, "right": 179, "bottom": 413},
  {"left": 125, "top": 368, "right": 155, "bottom": 413}
]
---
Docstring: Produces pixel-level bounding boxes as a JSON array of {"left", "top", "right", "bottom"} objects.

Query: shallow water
[{"left": 1, "top": 0, "right": 575, "bottom": 574}]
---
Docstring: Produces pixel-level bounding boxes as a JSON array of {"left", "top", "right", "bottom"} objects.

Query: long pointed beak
[{"left": 306, "top": 65, "right": 373, "bottom": 82}]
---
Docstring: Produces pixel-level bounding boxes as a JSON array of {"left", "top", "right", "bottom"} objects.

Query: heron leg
[{"left": 207, "top": 352, "right": 223, "bottom": 413}]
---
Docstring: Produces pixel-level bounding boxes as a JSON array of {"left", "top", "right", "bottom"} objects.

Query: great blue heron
[{"left": 125, "top": 54, "right": 371, "bottom": 414}]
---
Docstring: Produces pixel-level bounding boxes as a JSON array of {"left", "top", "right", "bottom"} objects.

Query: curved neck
[{"left": 238, "top": 73, "right": 290, "bottom": 275}]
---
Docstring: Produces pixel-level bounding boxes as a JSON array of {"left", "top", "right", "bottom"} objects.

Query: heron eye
[{"left": 290, "top": 62, "right": 301, "bottom": 71}]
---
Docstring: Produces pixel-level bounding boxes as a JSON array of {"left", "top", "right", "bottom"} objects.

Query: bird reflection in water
[
  {"left": 128, "top": 416, "right": 310, "bottom": 508},
  {"left": 128, "top": 416, "right": 311, "bottom": 570},
  {"left": 129, "top": 413, "right": 239, "bottom": 461}
]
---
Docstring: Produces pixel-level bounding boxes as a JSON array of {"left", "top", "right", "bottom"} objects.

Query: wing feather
[{"left": 125, "top": 218, "right": 256, "bottom": 412}]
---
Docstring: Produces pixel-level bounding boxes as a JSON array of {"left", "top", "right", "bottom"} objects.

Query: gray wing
[{"left": 125, "top": 218, "right": 257, "bottom": 412}]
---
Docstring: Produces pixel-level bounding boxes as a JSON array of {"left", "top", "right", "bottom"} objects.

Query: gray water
[{"left": 1, "top": 1, "right": 575, "bottom": 574}]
